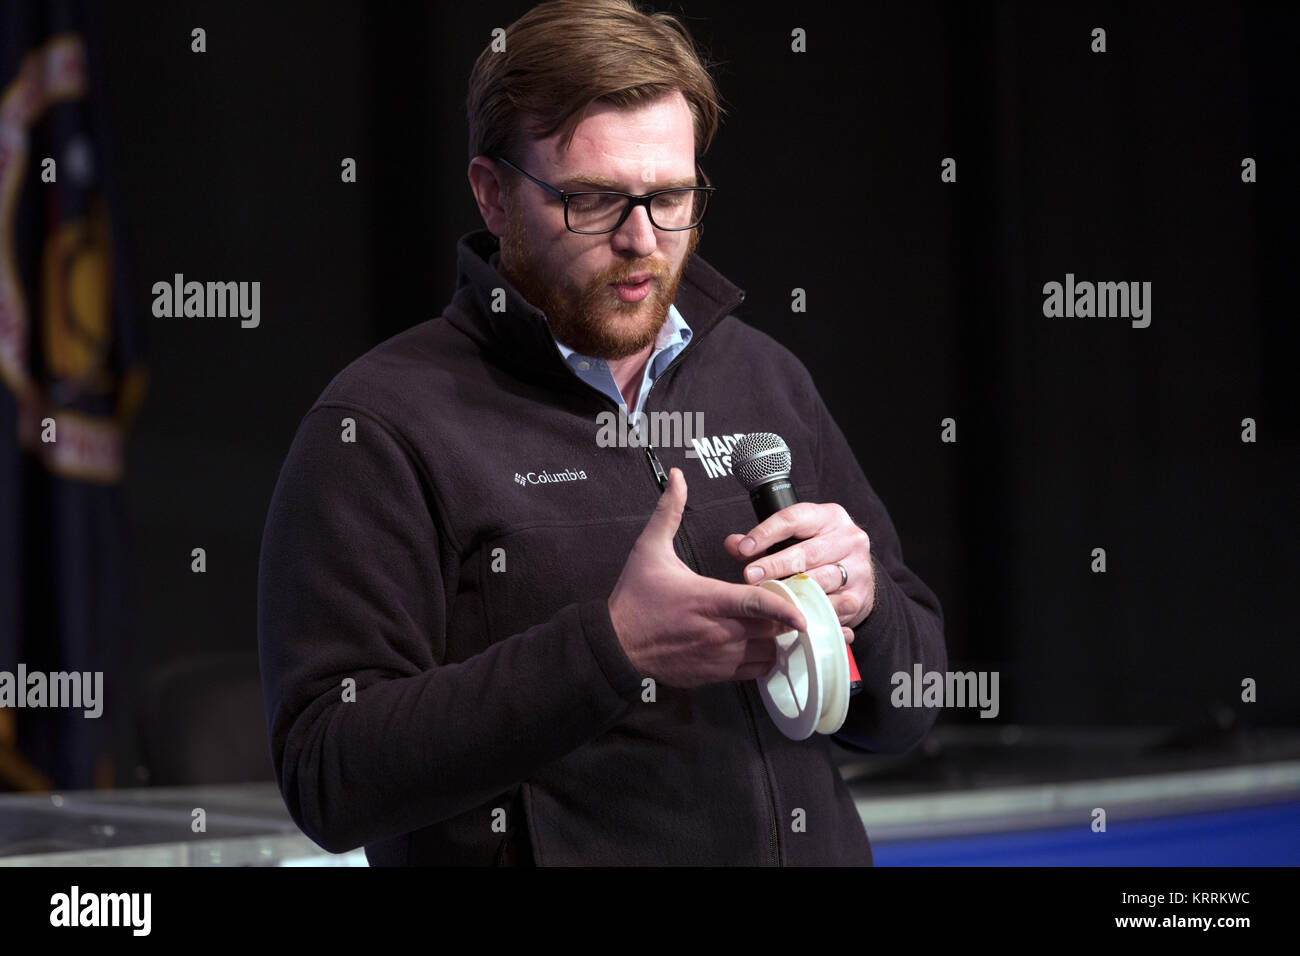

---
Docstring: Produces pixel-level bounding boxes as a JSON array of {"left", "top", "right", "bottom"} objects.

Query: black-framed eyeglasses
[{"left": 494, "top": 155, "right": 715, "bottom": 235}]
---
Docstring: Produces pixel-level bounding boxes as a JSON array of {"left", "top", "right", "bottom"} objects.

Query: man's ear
[{"left": 468, "top": 156, "right": 511, "bottom": 237}]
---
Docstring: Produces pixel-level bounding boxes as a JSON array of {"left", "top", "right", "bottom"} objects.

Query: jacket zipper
[
  {"left": 643, "top": 444, "right": 783, "bottom": 868},
  {"left": 552, "top": 310, "right": 783, "bottom": 866},
  {"left": 643, "top": 445, "right": 702, "bottom": 571}
]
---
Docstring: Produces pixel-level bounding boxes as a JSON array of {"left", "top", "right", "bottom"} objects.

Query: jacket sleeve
[
  {"left": 256, "top": 404, "right": 643, "bottom": 853},
  {"left": 805, "top": 388, "right": 948, "bottom": 754}
]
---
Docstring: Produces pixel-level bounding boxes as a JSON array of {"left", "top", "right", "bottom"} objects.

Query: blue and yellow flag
[{"left": 0, "top": 0, "right": 146, "bottom": 790}]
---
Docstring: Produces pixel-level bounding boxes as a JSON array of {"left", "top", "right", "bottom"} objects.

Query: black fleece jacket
[{"left": 256, "top": 229, "right": 947, "bottom": 865}]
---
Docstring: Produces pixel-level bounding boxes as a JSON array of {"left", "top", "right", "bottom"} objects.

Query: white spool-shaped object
[{"left": 755, "top": 573, "right": 850, "bottom": 740}]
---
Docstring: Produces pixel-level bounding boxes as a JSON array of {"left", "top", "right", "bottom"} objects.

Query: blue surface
[{"left": 873, "top": 799, "right": 1300, "bottom": 866}]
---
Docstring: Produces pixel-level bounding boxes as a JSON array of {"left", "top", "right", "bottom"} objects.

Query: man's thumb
[{"left": 645, "top": 466, "right": 687, "bottom": 543}]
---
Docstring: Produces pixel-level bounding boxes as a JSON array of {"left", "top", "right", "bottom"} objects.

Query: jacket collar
[{"left": 444, "top": 229, "right": 745, "bottom": 387}]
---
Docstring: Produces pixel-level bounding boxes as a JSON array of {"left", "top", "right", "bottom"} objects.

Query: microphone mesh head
[{"left": 732, "top": 432, "right": 792, "bottom": 491}]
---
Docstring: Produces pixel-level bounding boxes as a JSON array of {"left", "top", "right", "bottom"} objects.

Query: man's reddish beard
[{"left": 499, "top": 210, "right": 700, "bottom": 360}]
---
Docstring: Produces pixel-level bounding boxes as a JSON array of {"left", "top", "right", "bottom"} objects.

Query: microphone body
[
  {"left": 748, "top": 475, "right": 799, "bottom": 553},
  {"left": 733, "top": 434, "right": 863, "bottom": 696}
]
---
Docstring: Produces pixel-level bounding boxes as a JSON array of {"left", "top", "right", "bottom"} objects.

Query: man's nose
[{"left": 610, "top": 203, "right": 658, "bottom": 259}]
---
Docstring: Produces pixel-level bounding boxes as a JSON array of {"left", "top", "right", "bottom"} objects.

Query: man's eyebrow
[{"left": 557, "top": 173, "right": 699, "bottom": 191}]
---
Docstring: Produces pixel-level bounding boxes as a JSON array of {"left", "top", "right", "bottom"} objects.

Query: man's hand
[
  {"left": 723, "top": 502, "right": 876, "bottom": 640},
  {"left": 608, "top": 468, "right": 808, "bottom": 688}
]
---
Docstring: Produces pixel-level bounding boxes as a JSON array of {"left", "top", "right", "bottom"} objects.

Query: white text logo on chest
[{"left": 513, "top": 468, "right": 589, "bottom": 487}]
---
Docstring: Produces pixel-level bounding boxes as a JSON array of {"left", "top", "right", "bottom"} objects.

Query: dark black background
[{"left": 82, "top": 0, "right": 1298, "bottom": 783}]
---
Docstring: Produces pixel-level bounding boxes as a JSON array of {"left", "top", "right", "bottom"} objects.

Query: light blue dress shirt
[{"left": 551, "top": 303, "right": 692, "bottom": 419}]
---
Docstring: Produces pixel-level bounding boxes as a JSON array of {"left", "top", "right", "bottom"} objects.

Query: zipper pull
[{"left": 645, "top": 446, "right": 668, "bottom": 490}]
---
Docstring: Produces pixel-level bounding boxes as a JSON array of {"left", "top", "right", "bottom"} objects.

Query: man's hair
[{"left": 466, "top": 0, "right": 724, "bottom": 165}]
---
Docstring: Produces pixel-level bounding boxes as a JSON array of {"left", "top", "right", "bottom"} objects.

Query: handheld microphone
[{"left": 732, "top": 432, "right": 863, "bottom": 696}]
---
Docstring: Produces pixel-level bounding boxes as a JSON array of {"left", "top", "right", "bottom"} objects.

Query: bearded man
[{"left": 258, "top": 0, "right": 946, "bottom": 866}]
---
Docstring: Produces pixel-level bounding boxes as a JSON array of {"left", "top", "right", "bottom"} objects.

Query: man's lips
[
  {"left": 613, "top": 274, "right": 653, "bottom": 286},
  {"left": 610, "top": 274, "right": 654, "bottom": 302}
]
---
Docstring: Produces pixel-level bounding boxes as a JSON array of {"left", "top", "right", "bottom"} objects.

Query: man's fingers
[
  {"left": 710, "top": 580, "right": 806, "bottom": 633},
  {"left": 742, "top": 634, "right": 778, "bottom": 666},
  {"left": 732, "top": 502, "right": 825, "bottom": 558},
  {"left": 732, "top": 662, "right": 777, "bottom": 682},
  {"left": 642, "top": 467, "right": 687, "bottom": 547},
  {"left": 722, "top": 533, "right": 748, "bottom": 560}
]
